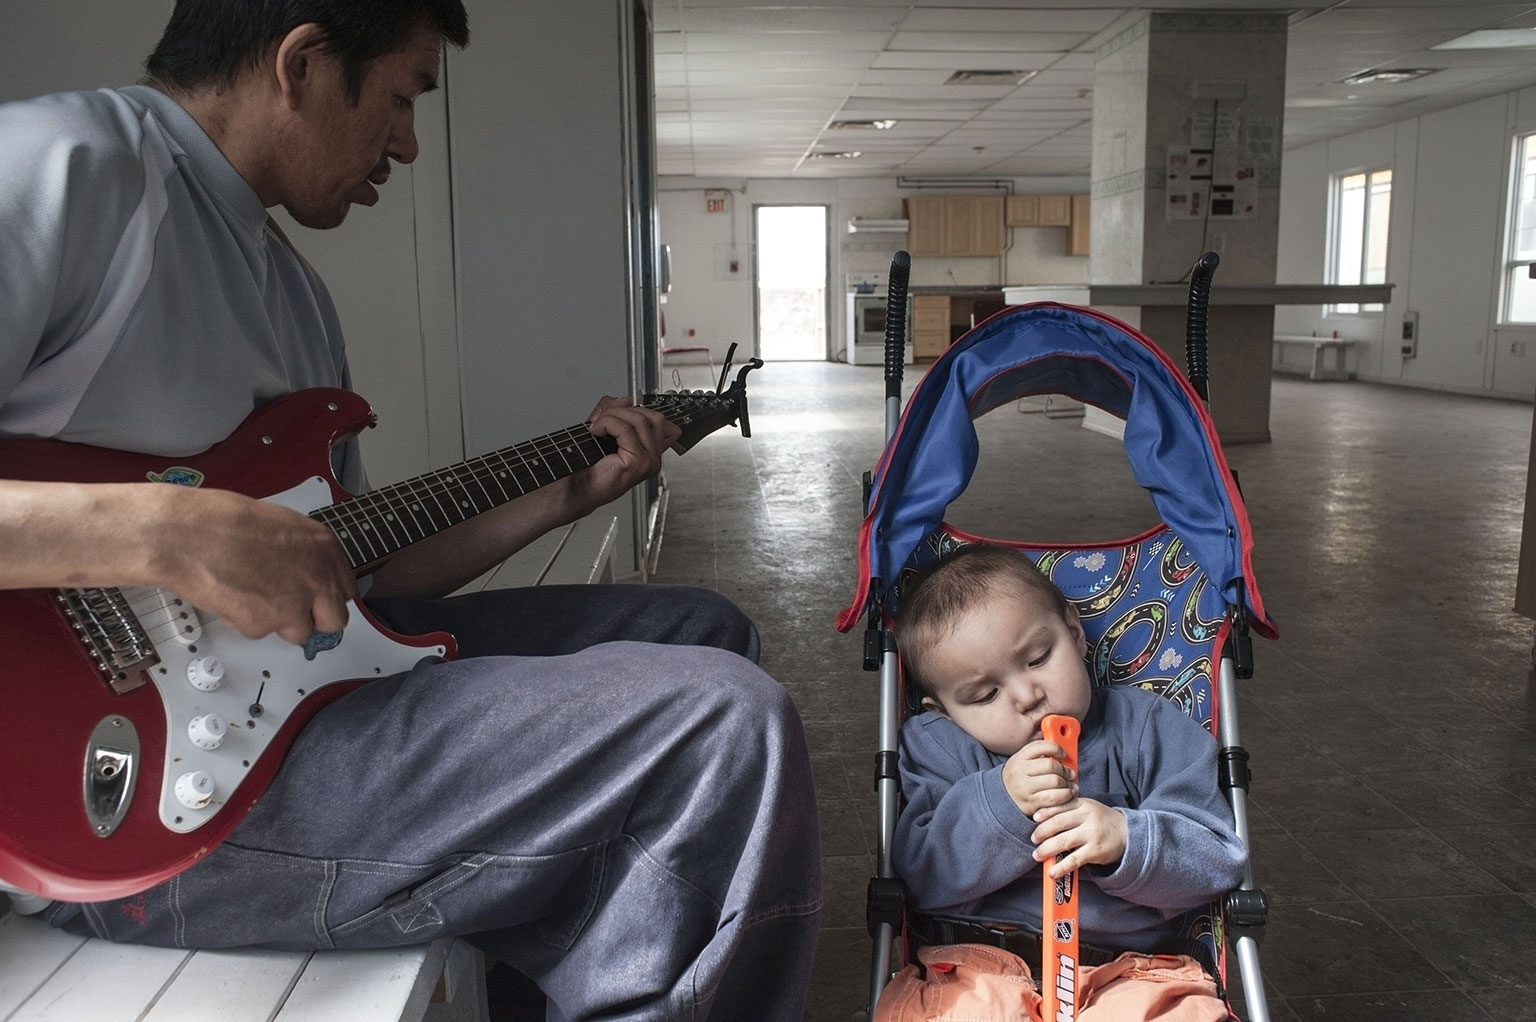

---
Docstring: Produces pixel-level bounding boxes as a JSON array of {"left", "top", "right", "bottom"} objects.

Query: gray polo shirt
[{"left": 0, "top": 84, "right": 363, "bottom": 491}]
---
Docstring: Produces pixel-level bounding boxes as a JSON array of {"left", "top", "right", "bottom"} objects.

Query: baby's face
[{"left": 920, "top": 589, "right": 1091, "bottom": 756}]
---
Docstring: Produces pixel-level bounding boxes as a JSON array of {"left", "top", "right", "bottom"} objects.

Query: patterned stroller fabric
[
  {"left": 901, "top": 524, "right": 1232, "bottom": 734},
  {"left": 836, "top": 301, "right": 1275, "bottom": 643}
]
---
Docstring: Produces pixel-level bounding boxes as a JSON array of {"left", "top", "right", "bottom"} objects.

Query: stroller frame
[{"left": 849, "top": 252, "right": 1273, "bottom": 1021}]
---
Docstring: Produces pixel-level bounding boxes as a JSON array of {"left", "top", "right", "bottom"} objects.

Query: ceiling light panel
[{"left": 1340, "top": 67, "right": 1436, "bottom": 83}]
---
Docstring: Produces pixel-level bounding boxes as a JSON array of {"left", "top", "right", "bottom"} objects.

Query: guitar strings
[
  {"left": 321, "top": 421, "right": 618, "bottom": 567},
  {"left": 103, "top": 394, "right": 707, "bottom": 652}
]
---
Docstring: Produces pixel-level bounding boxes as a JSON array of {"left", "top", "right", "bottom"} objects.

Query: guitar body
[{"left": 0, "top": 389, "right": 455, "bottom": 901}]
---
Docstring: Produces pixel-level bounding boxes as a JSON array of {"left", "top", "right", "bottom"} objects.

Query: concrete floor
[{"left": 649, "top": 360, "right": 1536, "bottom": 1021}]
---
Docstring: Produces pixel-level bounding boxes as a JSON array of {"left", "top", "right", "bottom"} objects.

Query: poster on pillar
[
  {"left": 1166, "top": 100, "right": 1256, "bottom": 220},
  {"left": 1166, "top": 145, "right": 1256, "bottom": 220}
]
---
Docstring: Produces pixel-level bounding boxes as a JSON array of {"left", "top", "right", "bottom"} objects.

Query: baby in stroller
[{"left": 874, "top": 542, "right": 1242, "bottom": 1021}]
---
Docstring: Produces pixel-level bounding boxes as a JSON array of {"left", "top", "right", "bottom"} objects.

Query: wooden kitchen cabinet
[
  {"left": 904, "top": 195, "right": 1004, "bottom": 257},
  {"left": 1006, "top": 194, "right": 1080, "bottom": 231},
  {"left": 911, "top": 294, "right": 951, "bottom": 359},
  {"left": 1067, "top": 194, "right": 1091, "bottom": 256},
  {"left": 1005, "top": 195, "right": 1038, "bottom": 226},
  {"left": 904, "top": 195, "right": 947, "bottom": 257},
  {"left": 1037, "top": 194, "right": 1072, "bottom": 227},
  {"left": 944, "top": 196, "right": 1004, "bottom": 256}
]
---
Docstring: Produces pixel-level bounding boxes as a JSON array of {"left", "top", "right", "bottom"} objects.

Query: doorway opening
[{"left": 754, "top": 205, "right": 828, "bottom": 361}]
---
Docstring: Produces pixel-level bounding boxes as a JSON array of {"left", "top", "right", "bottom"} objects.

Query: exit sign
[{"left": 706, "top": 197, "right": 726, "bottom": 213}]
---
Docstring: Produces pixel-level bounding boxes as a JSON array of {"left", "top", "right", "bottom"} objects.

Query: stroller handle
[
  {"left": 1184, "top": 251, "right": 1220, "bottom": 404},
  {"left": 885, "top": 251, "right": 911, "bottom": 401}
]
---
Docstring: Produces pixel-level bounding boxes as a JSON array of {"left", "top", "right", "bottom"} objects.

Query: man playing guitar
[{"left": 0, "top": 3, "right": 821, "bottom": 1019}]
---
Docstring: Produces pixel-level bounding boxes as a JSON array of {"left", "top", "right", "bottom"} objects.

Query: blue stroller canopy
[{"left": 836, "top": 302, "right": 1276, "bottom": 638}]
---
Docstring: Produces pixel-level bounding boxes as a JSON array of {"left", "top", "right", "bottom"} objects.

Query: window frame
[
  {"left": 1326, "top": 167, "right": 1392, "bottom": 316},
  {"left": 1499, "top": 131, "right": 1536, "bottom": 326}
]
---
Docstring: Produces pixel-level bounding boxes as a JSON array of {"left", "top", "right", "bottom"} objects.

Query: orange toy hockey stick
[{"left": 1040, "top": 714, "right": 1081, "bottom": 1022}]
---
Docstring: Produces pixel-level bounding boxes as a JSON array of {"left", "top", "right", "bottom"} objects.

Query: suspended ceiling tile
[
  {"left": 870, "top": 50, "right": 1058, "bottom": 70},
  {"left": 887, "top": 31, "right": 1089, "bottom": 52},
  {"left": 680, "top": 31, "right": 897, "bottom": 52},
  {"left": 898, "top": 7, "right": 1123, "bottom": 33}
]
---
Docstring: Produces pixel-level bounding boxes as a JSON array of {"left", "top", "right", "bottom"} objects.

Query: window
[
  {"left": 1502, "top": 132, "right": 1536, "bottom": 325},
  {"left": 1329, "top": 168, "right": 1391, "bottom": 314}
]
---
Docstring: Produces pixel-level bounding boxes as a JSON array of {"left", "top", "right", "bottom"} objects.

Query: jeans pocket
[{"left": 327, "top": 847, "right": 603, "bottom": 951}]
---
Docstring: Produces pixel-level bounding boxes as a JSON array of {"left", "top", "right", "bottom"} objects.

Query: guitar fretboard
[{"left": 311, "top": 424, "right": 616, "bottom": 569}]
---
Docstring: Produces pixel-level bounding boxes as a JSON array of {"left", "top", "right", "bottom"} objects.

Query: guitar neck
[{"left": 312, "top": 423, "right": 615, "bottom": 570}]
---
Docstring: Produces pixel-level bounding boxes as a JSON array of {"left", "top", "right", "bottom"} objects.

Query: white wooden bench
[
  {"left": 0, "top": 914, "right": 486, "bottom": 1022},
  {"left": 0, "top": 514, "right": 619, "bottom": 1022},
  {"left": 1272, "top": 334, "right": 1356, "bottom": 381}
]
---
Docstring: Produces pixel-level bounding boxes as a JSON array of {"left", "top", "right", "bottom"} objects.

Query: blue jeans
[{"left": 46, "top": 584, "right": 821, "bottom": 1021}]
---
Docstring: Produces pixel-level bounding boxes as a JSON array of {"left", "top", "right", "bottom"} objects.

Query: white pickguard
[{"left": 127, "top": 476, "right": 447, "bottom": 833}]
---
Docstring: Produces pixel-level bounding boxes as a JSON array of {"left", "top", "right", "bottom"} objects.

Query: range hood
[{"left": 847, "top": 218, "right": 910, "bottom": 234}]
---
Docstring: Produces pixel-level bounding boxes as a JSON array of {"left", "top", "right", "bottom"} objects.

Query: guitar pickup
[{"left": 145, "top": 589, "right": 203, "bottom": 645}]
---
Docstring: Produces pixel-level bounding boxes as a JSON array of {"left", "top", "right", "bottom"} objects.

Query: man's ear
[{"left": 273, "top": 23, "right": 330, "bottom": 109}]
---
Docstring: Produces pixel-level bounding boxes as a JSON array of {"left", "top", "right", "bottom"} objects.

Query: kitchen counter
[
  {"left": 906, "top": 285, "right": 1006, "bottom": 296},
  {"left": 1001, "top": 283, "right": 1393, "bottom": 306}
]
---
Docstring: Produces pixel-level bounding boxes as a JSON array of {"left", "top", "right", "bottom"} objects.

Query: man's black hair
[{"left": 146, "top": 0, "right": 470, "bottom": 103}]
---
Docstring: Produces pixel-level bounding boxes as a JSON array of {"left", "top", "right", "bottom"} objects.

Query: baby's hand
[
  {"left": 1001, "top": 740, "right": 1076, "bottom": 820},
  {"left": 1030, "top": 798, "right": 1128, "bottom": 878}
]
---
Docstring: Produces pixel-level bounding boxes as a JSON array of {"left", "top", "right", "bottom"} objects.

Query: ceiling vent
[
  {"left": 945, "top": 70, "right": 1034, "bottom": 86},
  {"left": 829, "top": 119, "right": 898, "bottom": 130},
  {"left": 1339, "top": 68, "right": 1436, "bottom": 85}
]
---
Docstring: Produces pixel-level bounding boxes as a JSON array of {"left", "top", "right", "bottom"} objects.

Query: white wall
[
  {"left": 659, "top": 175, "right": 1090, "bottom": 363},
  {"left": 1276, "top": 85, "right": 1536, "bottom": 400},
  {"left": 447, "top": 0, "right": 653, "bottom": 574}
]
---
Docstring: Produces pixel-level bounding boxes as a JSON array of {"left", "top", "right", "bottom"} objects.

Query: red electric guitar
[{"left": 0, "top": 359, "right": 760, "bottom": 901}]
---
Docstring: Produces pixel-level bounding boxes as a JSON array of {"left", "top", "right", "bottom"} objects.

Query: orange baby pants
[{"left": 873, "top": 942, "right": 1231, "bottom": 1022}]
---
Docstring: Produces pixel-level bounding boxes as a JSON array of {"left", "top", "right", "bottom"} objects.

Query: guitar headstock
[{"left": 644, "top": 347, "right": 764, "bottom": 453}]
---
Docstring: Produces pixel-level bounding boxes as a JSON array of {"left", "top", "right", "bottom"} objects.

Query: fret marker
[{"left": 338, "top": 530, "right": 350, "bottom": 539}]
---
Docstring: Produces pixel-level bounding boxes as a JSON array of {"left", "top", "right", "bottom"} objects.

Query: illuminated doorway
[{"left": 754, "top": 205, "right": 828, "bottom": 360}]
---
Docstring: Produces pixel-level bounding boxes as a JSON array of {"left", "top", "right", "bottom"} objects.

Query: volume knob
[
  {"left": 174, "top": 770, "right": 215, "bottom": 809},
  {"left": 187, "top": 713, "right": 227, "bottom": 750},
  {"left": 186, "top": 656, "right": 225, "bottom": 691}
]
